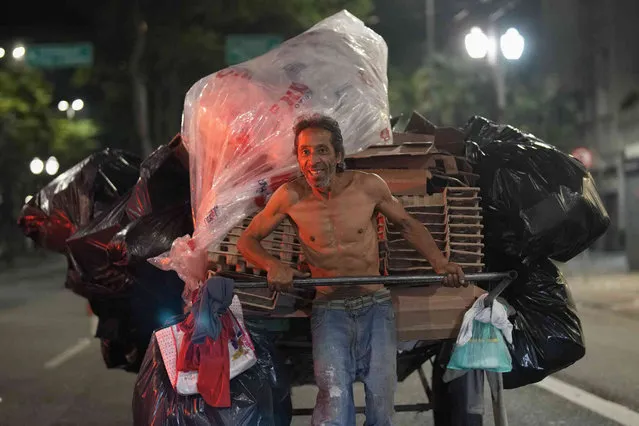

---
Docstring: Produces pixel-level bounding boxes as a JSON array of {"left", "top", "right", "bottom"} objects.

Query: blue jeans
[{"left": 311, "top": 295, "right": 397, "bottom": 426}]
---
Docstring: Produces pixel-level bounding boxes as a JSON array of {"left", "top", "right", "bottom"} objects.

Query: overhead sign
[
  {"left": 571, "top": 147, "right": 593, "bottom": 169},
  {"left": 26, "top": 43, "right": 93, "bottom": 69},
  {"left": 225, "top": 34, "right": 282, "bottom": 65}
]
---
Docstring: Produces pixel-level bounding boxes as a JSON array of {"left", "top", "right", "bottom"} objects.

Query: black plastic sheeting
[
  {"left": 66, "top": 193, "right": 135, "bottom": 298},
  {"left": 481, "top": 251, "right": 586, "bottom": 389},
  {"left": 126, "top": 138, "right": 190, "bottom": 220},
  {"left": 18, "top": 149, "right": 140, "bottom": 253},
  {"left": 62, "top": 139, "right": 191, "bottom": 299},
  {"left": 465, "top": 116, "right": 610, "bottom": 263},
  {"left": 109, "top": 201, "right": 193, "bottom": 266},
  {"left": 93, "top": 263, "right": 185, "bottom": 372},
  {"left": 133, "top": 318, "right": 292, "bottom": 426}
]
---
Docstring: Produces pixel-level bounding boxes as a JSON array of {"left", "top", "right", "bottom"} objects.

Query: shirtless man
[{"left": 238, "top": 115, "right": 464, "bottom": 426}]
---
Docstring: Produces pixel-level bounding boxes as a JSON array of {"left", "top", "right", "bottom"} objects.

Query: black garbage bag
[
  {"left": 126, "top": 135, "right": 190, "bottom": 220},
  {"left": 481, "top": 251, "right": 585, "bottom": 389},
  {"left": 91, "top": 263, "right": 185, "bottom": 372},
  {"left": 65, "top": 193, "right": 136, "bottom": 298},
  {"left": 133, "top": 318, "right": 292, "bottom": 426},
  {"left": 109, "top": 201, "right": 193, "bottom": 266},
  {"left": 17, "top": 149, "right": 140, "bottom": 253},
  {"left": 465, "top": 116, "right": 610, "bottom": 262}
]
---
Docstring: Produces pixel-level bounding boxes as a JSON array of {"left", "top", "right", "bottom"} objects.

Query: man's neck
[{"left": 309, "top": 173, "right": 343, "bottom": 200}]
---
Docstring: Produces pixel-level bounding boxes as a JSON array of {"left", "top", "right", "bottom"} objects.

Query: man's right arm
[{"left": 237, "top": 184, "right": 308, "bottom": 290}]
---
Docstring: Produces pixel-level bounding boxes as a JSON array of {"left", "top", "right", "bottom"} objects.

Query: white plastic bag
[
  {"left": 457, "top": 294, "right": 513, "bottom": 346},
  {"left": 149, "top": 10, "right": 391, "bottom": 293}
]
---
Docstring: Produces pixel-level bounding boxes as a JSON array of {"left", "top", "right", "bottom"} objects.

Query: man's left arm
[{"left": 366, "top": 173, "right": 465, "bottom": 287}]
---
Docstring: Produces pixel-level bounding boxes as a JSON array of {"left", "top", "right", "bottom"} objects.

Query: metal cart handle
[{"left": 234, "top": 271, "right": 518, "bottom": 306}]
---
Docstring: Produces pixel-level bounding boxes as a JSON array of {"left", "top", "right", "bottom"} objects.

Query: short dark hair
[{"left": 293, "top": 114, "right": 346, "bottom": 172}]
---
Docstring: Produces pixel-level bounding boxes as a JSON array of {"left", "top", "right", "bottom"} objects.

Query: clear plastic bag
[
  {"left": 149, "top": 10, "right": 391, "bottom": 293},
  {"left": 447, "top": 320, "right": 513, "bottom": 373}
]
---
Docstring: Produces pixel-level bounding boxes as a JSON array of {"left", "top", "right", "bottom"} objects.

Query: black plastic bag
[
  {"left": 92, "top": 263, "right": 185, "bottom": 372},
  {"left": 482, "top": 252, "right": 585, "bottom": 389},
  {"left": 465, "top": 116, "right": 610, "bottom": 262},
  {"left": 132, "top": 318, "right": 292, "bottom": 426},
  {"left": 126, "top": 135, "right": 190, "bottom": 220},
  {"left": 65, "top": 193, "right": 135, "bottom": 298},
  {"left": 109, "top": 201, "right": 193, "bottom": 266},
  {"left": 18, "top": 149, "right": 140, "bottom": 253}
]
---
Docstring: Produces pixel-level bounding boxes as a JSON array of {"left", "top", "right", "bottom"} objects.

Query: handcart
[{"left": 234, "top": 270, "right": 517, "bottom": 425}]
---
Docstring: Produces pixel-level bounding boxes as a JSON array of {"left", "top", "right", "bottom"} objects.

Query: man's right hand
[{"left": 266, "top": 262, "right": 310, "bottom": 292}]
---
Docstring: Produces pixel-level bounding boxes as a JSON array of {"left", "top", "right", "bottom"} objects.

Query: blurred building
[{"left": 540, "top": 0, "right": 639, "bottom": 268}]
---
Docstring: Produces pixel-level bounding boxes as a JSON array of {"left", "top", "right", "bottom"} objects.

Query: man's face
[{"left": 296, "top": 128, "right": 342, "bottom": 190}]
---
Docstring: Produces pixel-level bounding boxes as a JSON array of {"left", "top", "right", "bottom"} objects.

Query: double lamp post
[{"left": 464, "top": 26, "right": 525, "bottom": 121}]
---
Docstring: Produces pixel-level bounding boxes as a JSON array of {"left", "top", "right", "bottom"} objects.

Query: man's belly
[{"left": 314, "top": 283, "right": 385, "bottom": 301}]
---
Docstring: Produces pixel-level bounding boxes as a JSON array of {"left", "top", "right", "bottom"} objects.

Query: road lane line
[
  {"left": 44, "top": 338, "right": 92, "bottom": 369},
  {"left": 535, "top": 376, "right": 639, "bottom": 426}
]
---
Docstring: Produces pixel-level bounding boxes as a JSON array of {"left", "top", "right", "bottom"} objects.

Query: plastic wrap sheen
[
  {"left": 150, "top": 10, "right": 391, "bottom": 292},
  {"left": 465, "top": 116, "right": 610, "bottom": 262},
  {"left": 18, "top": 149, "right": 140, "bottom": 252}
]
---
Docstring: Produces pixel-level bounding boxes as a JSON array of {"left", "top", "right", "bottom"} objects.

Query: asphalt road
[{"left": 0, "top": 255, "right": 637, "bottom": 425}]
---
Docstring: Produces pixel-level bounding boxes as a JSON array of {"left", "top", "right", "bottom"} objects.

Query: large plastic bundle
[
  {"left": 150, "top": 10, "right": 391, "bottom": 292},
  {"left": 18, "top": 149, "right": 140, "bottom": 252},
  {"left": 465, "top": 116, "right": 610, "bottom": 262},
  {"left": 65, "top": 139, "right": 191, "bottom": 298}
]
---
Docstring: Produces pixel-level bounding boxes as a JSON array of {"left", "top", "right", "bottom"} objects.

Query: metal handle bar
[{"left": 233, "top": 271, "right": 517, "bottom": 289}]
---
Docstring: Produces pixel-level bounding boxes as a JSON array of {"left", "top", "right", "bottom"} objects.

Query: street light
[
  {"left": 464, "top": 27, "right": 491, "bottom": 59},
  {"left": 45, "top": 156, "right": 60, "bottom": 175},
  {"left": 71, "top": 99, "right": 84, "bottom": 111},
  {"left": 30, "top": 157, "right": 44, "bottom": 175},
  {"left": 465, "top": 26, "right": 524, "bottom": 61},
  {"left": 58, "top": 98, "right": 84, "bottom": 118},
  {"left": 12, "top": 45, "right": 26, "bottom": 60},
  {"left": 500, "top": 28, "right": 525, "bottom": 61},
  {"left": 465, "top": 26, "right": 525, "bottom": 121}
]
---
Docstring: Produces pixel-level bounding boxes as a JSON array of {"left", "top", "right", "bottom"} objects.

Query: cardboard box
[{"left": 391, "top": 284, "right": 485, "bottom": 342}]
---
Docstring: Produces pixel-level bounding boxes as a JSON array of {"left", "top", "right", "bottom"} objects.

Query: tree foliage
[
  {"left": 389, "top": 54, "right": 582, "bottom": 150},
  {"left": 0, "top": 66, "right": 97, "bottom": 261}
]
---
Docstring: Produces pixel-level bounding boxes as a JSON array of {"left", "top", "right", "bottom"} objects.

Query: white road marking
[
  {"left": 44, "top": 338, "right": 92, "bottom": 369},
  {"left": 535, "top": 376, "right": 639, "bottom": 426}
]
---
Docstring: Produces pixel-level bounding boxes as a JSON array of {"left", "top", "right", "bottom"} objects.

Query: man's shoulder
[
  {"left": 346, "top": 170, "right": 386, "bottom": 190},
  {"left": 274, "top": 177, "right": 307, "bottom": 205}
]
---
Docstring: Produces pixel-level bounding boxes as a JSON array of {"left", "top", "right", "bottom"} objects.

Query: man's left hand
[{"left": 436, "top": 262, "right": 466, "bottom": 287}]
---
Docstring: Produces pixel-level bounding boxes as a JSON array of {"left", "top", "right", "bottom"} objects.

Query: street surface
[{"left": 0, "top": 252, "right": 638, "bottom": 425}]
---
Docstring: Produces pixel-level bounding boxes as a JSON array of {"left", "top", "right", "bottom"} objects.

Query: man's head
[{"left": 294, "top": 115, "right": 345, "bottom": 190}]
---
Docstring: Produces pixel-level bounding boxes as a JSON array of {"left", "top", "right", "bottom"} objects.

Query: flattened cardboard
[{"left": 391, "top": 284, "right": 485, "bottom": 341}]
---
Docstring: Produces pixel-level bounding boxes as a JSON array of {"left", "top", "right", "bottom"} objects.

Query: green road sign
[
  {"left": 225, "top": 34, "right": 282, "bottom": 65},
  {"left": 26, "top": 43, "right": 93, "bottom": 69}
]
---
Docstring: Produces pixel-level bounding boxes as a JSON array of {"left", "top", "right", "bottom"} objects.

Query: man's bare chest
[{"left": 287, "top": 191, "right": 377, "bottom": 248}]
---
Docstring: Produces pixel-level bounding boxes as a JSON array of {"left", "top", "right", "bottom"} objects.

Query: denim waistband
[{"left": 313, "top": 288, "right": 391, "bottom": 310}]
